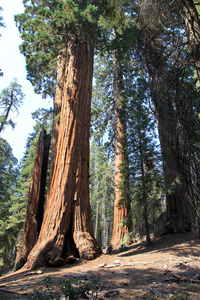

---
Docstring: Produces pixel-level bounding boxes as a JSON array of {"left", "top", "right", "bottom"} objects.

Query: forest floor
[{"left": 0, "top": 233, "right": 200, "bottom": 299}]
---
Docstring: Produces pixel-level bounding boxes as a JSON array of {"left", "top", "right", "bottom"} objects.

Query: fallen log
[
  {"left": 97, "top": 289, "right": 119, "bottom": 299},
  {"left": 0, "top": 287, "right": 29, "bottom": 296},
  {"left": 172, "top": 273, "right": 200, "bottom": 284}
]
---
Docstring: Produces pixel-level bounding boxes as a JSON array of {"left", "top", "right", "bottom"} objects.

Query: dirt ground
[{"left": 0, "top": 233, "right": 200, "bottom": 299}]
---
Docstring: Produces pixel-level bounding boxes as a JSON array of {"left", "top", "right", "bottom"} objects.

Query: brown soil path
[{"left": 0, "top": 233, "right": 199, "bottom": 299}]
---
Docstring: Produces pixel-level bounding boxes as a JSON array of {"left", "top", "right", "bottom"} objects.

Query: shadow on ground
[{"left": 0, "top": 233, "right": 199, "bottom": 299}]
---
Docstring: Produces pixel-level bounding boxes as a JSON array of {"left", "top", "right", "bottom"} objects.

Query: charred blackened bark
[
  {"left": 24, "top": 40, "right": 101, "bottom": 270},
  {"left": 15, "top": 130, "right": 51, "bottom": 270}
]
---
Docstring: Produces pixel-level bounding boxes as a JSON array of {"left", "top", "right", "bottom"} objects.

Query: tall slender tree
[
  {"left": 127, "top": 74, "right": 164, "bottom": 243},
  {"left": 0, "top": 139, "right": 19, "bottom": 276},
  {"left": 0, "top": 80, "right": 24, "bottom": 133},
  {"left": 90, "top": 138, "right": 114, "bottom": 247},
  {"left": 108, "top": 52, "right": 133, "bottom": 251},
  {"left": 97, "top": 0, "right": 138, "bottom": 252}
]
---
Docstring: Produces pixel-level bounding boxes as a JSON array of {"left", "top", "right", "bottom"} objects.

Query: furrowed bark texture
[
  {"left": 180, "top": 0, "right": 200, "bottom": 80},
  {"left": 145, "top": 37, "right": 191, "bottom": 233},
  {"left": 47, "top": 50, "right": 67, "bottom": 189},
  {"left": 24, "top": 41, "right": 100, "bottom": 270},
  {"left": 108, "top": 56, "right": 132, "bottom": 252},
  {"left": 15, "top": 130, "right": 51, "bottom": 270},
  {"left": 178, "top": 0, "right": 200, "bottom": 237}
]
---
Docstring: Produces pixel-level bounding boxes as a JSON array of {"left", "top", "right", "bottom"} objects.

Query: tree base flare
[{"left": 73, "top": 231, "right": 101, "bottom": 260}]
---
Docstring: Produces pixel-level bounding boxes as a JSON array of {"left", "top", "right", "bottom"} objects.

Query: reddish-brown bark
[
  {"left": 15, "top": 130, "right": 51, "bottom": 270},
  {"left": 108, "top": 57, "right": 132, "bottom": 252},
  {"left": 24, "top": 40, "right": 101, "bottom": 270},
  {"left": 47, "top": 51, "right": 67, "bottom": 189}
]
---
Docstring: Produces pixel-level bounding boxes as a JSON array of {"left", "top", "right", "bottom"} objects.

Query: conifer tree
[
  {"left": 0, "top": 80, "right": 24, "bottom": 133},
  {"left": 97, "top": 0, "right": 138, "bottom": 252},
  {"left": 137, "top": 0, "right": 200, "bottom": 234},
  {"left": 10, "top": 108, "right": 53, "bottom": 270},
  {"left": 127, "top": 75, "right": 164, "bottom": 243},
  {"left": 15, "top": 0, "right": 102, "bottom": 269},
  {"left": 0, "top": 139, "right": 19, "bottom": 276},
  {"left": 90, "top": 137, "right": 114, "bottom": 246}
]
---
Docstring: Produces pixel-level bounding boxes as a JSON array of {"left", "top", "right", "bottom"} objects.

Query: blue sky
[{"left": 0, "top": 0, "right": 53, "bottom": 162}]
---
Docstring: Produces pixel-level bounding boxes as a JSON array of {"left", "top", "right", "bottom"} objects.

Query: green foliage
[
  {"left": 0, "top": 80, "right": 24, "bottom": 133},
  {"left": 97, "top": 1, "right": 138, "bottom": 61},
  {"left": 170, "top": 292, "right": 189, "bottom": 300},
  {"left": 30, "top": 275, "right": 100, "bottom": 299},
  {"left": 92, "top": 52, "right": 114, "bottom": 150},
  {"left": 92, "top": 45, "right": 164, "bottom": 241},
  {"left": 0, "top": 138, "right": 19, "bottom": 274},
  {"left": 42, "top": 275, "right": 53, "bottom": 288},
  {"left": 61, "top": 276, "right": 99, "bottom": 299},
  {"left": 126, "top": 64, "right": 164, "bottom": 238},
  {"left": 15, "top": 0, "right": 102, "bottom": 97},
  {"left": 0, "top": 108, "right": 53, "bottom": 275},
  {"left": 90, "top": 138, "right": 114, "bottom": 246},
  {"left": 0, "top": 6, "right": 5, "bottom": 35},
  {"left": 138, "top": 0, "right": 200, "bottom": 234}
]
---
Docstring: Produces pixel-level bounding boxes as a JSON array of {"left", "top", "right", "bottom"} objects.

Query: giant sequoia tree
[
  {"left": 15, "top": 0, "right": 101, "bottom": 269},
  {"left": 138, "top": 0, "right": 200, "bottom": 234},
  {"left": 178, "top": 0, "right": 200, "bottom": 81}
]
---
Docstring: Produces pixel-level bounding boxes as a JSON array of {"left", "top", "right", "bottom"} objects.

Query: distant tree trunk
[
  {"left": 15, "top": 130, "right": 51, "bottom": 270},
  {"left": 0, "top": 98, "right": 12, "bottom": 133},
  {"left": 107, "top": 54, "right": 132, "bottom": 252},
  {"left": 145, "top": 36, "right": 191, "bottom": 233},
  {"left": 139, "top": 131, "right": 151, "bottom": 245},
  {"left": 24, "top": 40, "right": 101, "bottom": 270},
  {"left": 95, "top": 201, "right": 99, "bottom": 240}
]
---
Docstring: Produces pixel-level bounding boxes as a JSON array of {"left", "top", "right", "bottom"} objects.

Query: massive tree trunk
[
  {"left": 47, "top": 50, "right": 67, "bottom": 189},
  {"left": 180, "top": 0, "right": 200, "bottom": 80},
  {"left": 15, "top": 130, "right": 51, "bottom": 270},
  {"left": 24, "top": 40, "right": 101, "bottom": 270},
  {"left": 173, "top": 0, "right": 200, "bottom": 237},
  {"left": 145, "top": 37, "right": 191, "bottom": 233},
  {"left": 108, "top": 55, "right": 132, "bottom": 252},
  {"left": 156, "top": 105, "right": 191, "bottom": 233}
]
